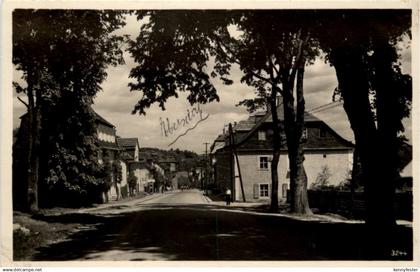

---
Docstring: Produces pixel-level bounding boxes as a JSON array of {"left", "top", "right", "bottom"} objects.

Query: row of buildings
[
  {"left": 94, "top": 112, "right": 174, "bottom": 201},
  {"left": 12, "top": 108, "right": 179, "bottom": 208},
  {"left": 209, "top": 102, "right": 412, "bottom": 202}
]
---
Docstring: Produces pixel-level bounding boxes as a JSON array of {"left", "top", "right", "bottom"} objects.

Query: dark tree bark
[
  {"left": 372, "top": 37, "right": 400, "bottom": 228},
  {"left": 349, "top": 147, "right": 360, "bottom": 217},
  {"left": 331, "top": 45, "right": 396, "bottom": 227},
  {"left": 269, "top": 86, "right": 281, "bottom": 211},
  {"left": 330, "top": 45, "right": 397, "bottom": 258},
  {"left": 283, "top": 62, "right": 312, "bottom": 215},
  {"left": 26, "top": 68, "right": 40, "bottom": 212},
  {"left": 293, "top": 64, "right": 312, "bottom": 215}
]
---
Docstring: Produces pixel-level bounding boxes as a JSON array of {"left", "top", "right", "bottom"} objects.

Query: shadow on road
[{"left": 31, "top": 204, "right": 413, "bottom": 261}]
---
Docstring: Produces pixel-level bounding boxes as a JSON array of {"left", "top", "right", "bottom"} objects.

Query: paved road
[
  {"left": 141, "top": 189, "right": 210, "bottom": 205},
  {"left": 31, "top": 190, "right": 413, "bottom": 261}
]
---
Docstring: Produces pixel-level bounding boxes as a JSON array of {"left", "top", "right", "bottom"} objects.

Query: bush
[{"left": 311, "top": 165, "right": 332, "bottom": 190}]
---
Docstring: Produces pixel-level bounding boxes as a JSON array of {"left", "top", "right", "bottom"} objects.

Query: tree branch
[
  {"left": 269, "top": 56, "right": 280, "bottom": 78},
  {"left": 289, "top": 33, "right": 310, "bottom": 84},
  {"left": 17, "top": 96, "right": 29, "bottom": 109},
  {"left": 214, "top": 36, "right": 273, "bottom": 86}
]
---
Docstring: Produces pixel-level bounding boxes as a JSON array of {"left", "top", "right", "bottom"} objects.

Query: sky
[{"left": 12, "top": 14, "right": 412, "bottom": 154}]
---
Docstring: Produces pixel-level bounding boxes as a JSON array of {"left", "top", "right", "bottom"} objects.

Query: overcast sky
[{"left": 13, "top": 14, "right": 412, "bottom": 154}]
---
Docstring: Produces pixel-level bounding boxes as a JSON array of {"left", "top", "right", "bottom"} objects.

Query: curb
[
  {"left": 78, "top": 192, "right": 168, "bottom": 213},
  {"left": 203, "top": 195, "right": 212, "bottom": 203}
]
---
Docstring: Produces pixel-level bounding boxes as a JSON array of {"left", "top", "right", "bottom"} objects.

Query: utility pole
[
  {"left": 228, "top": 125, "right": 234, "bottom": 201},
  {"left": 229, "top": 123, "right": 246, "bottom": 202}
]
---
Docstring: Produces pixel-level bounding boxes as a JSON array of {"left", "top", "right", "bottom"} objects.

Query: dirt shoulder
[{"left": 13, "top": 211, "right": 82, "bottom": 260}]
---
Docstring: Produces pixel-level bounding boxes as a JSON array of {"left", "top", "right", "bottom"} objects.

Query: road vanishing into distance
[{"left": 31, "top": 189, "right": 412, "bottom": 261}]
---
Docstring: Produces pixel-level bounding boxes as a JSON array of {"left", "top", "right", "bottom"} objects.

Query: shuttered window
[
  {"left": 260, "top": 184, "right": 269, "bottom": 197},
  {"left": 254, "top": 183, "right": 271, "bottom": 199},
  {"left": 253, "top": 184, "right": 259, "bottom": 199}
]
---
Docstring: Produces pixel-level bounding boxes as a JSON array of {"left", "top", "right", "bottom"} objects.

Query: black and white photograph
[{"left": 0, "top": 1, "right": 418, "bottom": 268}]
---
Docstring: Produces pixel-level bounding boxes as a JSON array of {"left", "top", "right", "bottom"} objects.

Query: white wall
[
  {"left": 305, "top": 150, "right": 353, "bottom": 187},
  {"left": 120, "top": 161, "right": 127, "bottom": 187},
  {"left": 133, "top": 168, "right": 154, "bottom": 192},
  {"left": 235, "top": 149, "right": 353, "bottom": 201},
  {"left": 134, "top": 143, "right": 139, "bottom": 161}
]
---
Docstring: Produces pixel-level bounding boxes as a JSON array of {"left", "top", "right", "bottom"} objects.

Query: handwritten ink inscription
[{"left": 160, "top": 103, "right": 209, "bottom": 146}]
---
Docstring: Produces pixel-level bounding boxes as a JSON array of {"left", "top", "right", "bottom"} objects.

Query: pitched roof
[
  {"left": 213, "top": 102, "right": 353, "bottom": 152},
  {"left": 264, "top": 105, "right": 321, "bottom": 123},
  {"left": 98, "top": 139, "right": 119, "bottom": 150},
  {"left": 210, "top": 134, "right": 229, "bottom": 153},
  {"left": 94, "top": 112, "right": 115, "bottom": 128},
  {"left": 234, "top": 120, "right": 256, "bottom": 131},
  {"left": 116, "top": 138, "right": 139, "bottom": 148}
]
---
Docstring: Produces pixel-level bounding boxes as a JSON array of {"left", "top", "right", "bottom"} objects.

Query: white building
[{"left": 211, "top": 104, "right": 354, "bottom": 202}]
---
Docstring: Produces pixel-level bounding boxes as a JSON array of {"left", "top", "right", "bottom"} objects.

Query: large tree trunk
[
  {"left": 282, "top": 70, "right": 311, "bottom": 215},
  {"left": 293, "top": 64, "right": 312, "bottom": 215},
  {"left": 349, "top": 147, "right": 360, "bottom": 217},
  {"left": 331, "top": 45, "right": 395, "bottom": 258},
  {"left": 26, "top": 69, "right": 39, "bottom": 213},
  {"left": 269, "top": 87, "right": 281, "bottom": 211},
  {"left": 372, "top": 38, "right": 399, "bottom": 228}
]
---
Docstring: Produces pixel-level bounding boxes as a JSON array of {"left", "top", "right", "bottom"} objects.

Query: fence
[{"left": 288, "top": 190, "right": 412, "bottom": 220}]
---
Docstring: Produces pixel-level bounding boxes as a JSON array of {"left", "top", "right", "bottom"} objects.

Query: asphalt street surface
[{"left": 31, "top": 190, "right": 412, "bottom": 261}]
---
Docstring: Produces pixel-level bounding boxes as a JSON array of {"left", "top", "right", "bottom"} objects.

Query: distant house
[
  {"left": 172, "top": 171, "right": 190, "bottom": 189},
  {"left": 159, "top": 158, "right": 178, "bottom": 189},
  {"left": 129, "top": 160, "right": 155, "bottom": 194},
  {"left": 152, "top": 162, "right": 166, "bottom": 191},
  {"left": 159, "top": 159, "right": 178, "bottom": 173},
  {"left": 211, "top": 104, "right": 354, "bottom": 202},
  {"left": 116, "top": 138, "right": 140, "bottom": 162}
]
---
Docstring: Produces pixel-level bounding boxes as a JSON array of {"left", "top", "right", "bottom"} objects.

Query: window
[
  {"left": 259, "top": 156, "right": 269, "bottom": 169},
  {"left": 258, "top": 130, "right": 266, "bottom": 141},
  {"left": 260, "top": 184, "right": 269, "bottom": 197},
  {"left": 320, "top": 128, "right": 327, "bottom": 138},
  {"left": 302, "top": 128, "right": 308, "bottom": 139}
]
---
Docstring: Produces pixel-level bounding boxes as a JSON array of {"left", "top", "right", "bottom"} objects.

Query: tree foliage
[
  {"left": 126, "top": 9, "right": 411, "bottom": 236},
  {"left": 128, "top": 11, "right": 320, "bottom": 213},
  {"left": 311, "top": 165, "right": 332, "bottom": 190},
  {"left": 13, "top": 10, "right": 127, "bottom": 208},
  {"left": 227, "top": 11, "right": 320, "bottom": 214},
  {"left": 127, "top": 11, "right": 237, "bottom": 114}
]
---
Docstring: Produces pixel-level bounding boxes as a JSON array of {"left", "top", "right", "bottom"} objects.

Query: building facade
[
  {"left": 129, "top": 161, "right": 155, "bottom": 194},
  {"left": 211, "top": 105, "right": 354, "bottom": 202},
  {"left": 95, "top": 112, "right": 128, "bottom": 202}
]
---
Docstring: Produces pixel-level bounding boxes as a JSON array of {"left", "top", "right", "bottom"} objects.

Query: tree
[
  {"left": 128, "top": 171, "right": 138, "bottom": 196},
  {"left": 101, "top": 153, "right": 114, "bottom": 203},
  {"left": 230, "top": 12, "right": 319, "bottom": 214},
  {"left": 128, "top": 11, "right": 318, "bottom": 213},
  {"left": 311, "top": 165, "right": 332, "bottom": 190},
  {"left": 316, "top": 10, "right": 411, "bottom": 256},
  {"left": 13, "top": 10, "right": 126, "bottom": 210}
]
